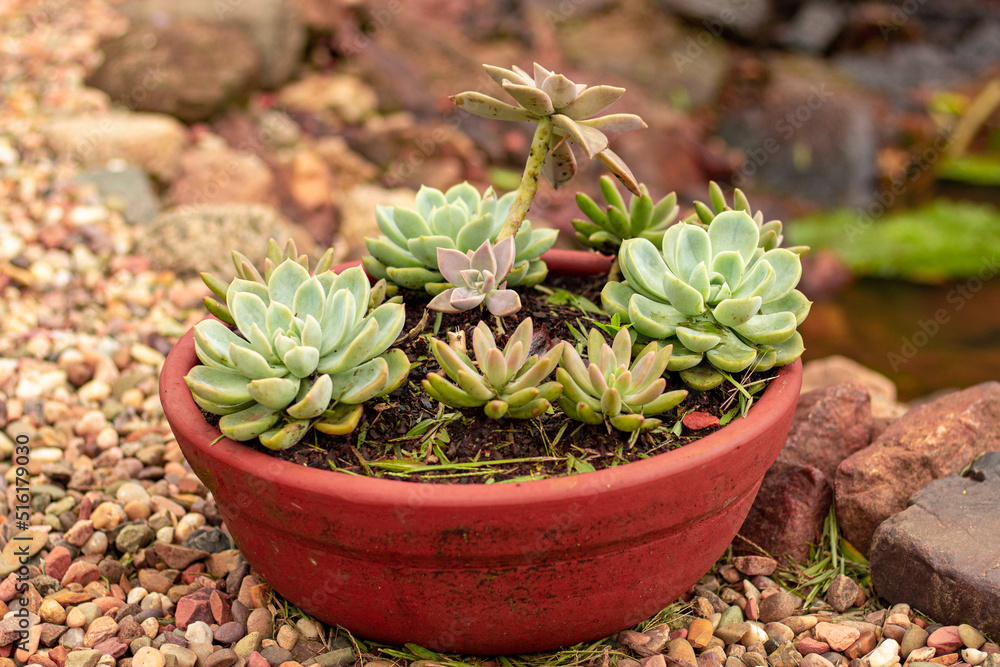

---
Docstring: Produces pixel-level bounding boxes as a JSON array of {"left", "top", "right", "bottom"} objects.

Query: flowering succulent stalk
[
  {"left": 428, "top": 237, "right": 521, "bottom": 316},
  {"left": 452, "top": 63, "right": 647, "bottom": 241},
  {"left": 558, "top": 327, "right": 687, "bottom": 432},
  {"left": 423, "top": 318, "right": 563, "bottom": 419},
  {"left": 602, "top": 210, "right": 811, "bottom": 391},
  {"left": 186, "top": 253, "right": 409, "bottom": 450}
]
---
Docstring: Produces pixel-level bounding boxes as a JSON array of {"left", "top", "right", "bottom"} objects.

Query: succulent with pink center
[{"left": 427, "top": 237, "right": 522, "bottom": 317}]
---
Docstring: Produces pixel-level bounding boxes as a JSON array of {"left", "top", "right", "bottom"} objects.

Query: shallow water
[{"left": 799, "top": 276, "right": 1000, "bottom": 401}]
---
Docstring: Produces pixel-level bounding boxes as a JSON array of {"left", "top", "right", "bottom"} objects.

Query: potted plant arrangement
[{"left": 159, "top": 63, "right": 809, "bottom": 655}]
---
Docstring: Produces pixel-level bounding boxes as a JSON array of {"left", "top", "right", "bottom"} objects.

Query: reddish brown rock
[
  {"left": 741, "top": 384, "right": 873, "bottom": 559},
  {"left": 928, "top": 627, "right": 964, "bottom": 656},
  {"left": 174, "top": 588, "right": 215, "bottom": 629},
  {"left": 93, "top": 637, "right": 128, "bottom": 658},
  {"left": 836, "top": 383, "right": 1000, "bottom": 554},
  {"left": 154, "top": 543, "right": 210, "bottom": 570},
  {"left": 739, "top": 461, "right": 832, "bottom": 561},
  {"left": 845, "top": 630, "right": 878, "bottom": 659},
  {"left": 210, "top": 589, "right": 233, "bottom": 624},
  {"left": 61, "top": 561, "right": 101, "bottom": 587},
  {"left": 44, "top": 547, "right": 73, "bottom": 582},
  {"left": 758, "top": 591, "right": 800, "bottom": 623},
  {"left": 826, "top": 574, "right": 862, "bottom": 612},
  {"left": 733, "top": 556, "right": 778, "bottom": 576},
  {"left": 797, "top": 638, "right": 830, "bottom": 655},
  {"left": 814, "top": 622, "right": 860, "bottom": 652}
]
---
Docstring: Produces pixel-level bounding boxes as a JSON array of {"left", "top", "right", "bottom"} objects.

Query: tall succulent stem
[{"left": 497, "top": 116, "right": 553, "bottom": 241}]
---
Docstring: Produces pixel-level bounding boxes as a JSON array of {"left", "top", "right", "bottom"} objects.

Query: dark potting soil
[{"left": 208, "top": 273, "right": 776, "bottom": 484}]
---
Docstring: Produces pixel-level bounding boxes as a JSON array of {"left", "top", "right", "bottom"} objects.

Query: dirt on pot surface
[{"left": 227, "top": 273, "right": 775, "bottom": 484}]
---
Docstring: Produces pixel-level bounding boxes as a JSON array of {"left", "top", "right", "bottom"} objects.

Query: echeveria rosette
[
  {"left": 557, "top": 327, "right": 687, "bottom": 432},
  {"left": 428, "top": 237, "right": 521, "bottom": 316},
  {"left": 601, "top": 210, "right": 811, "bottom": 391},
  {"left": 423, "top": 318, "right": 563, "bottom": 419},
  {"left": 362, "top": 182, "right": 557, "bottom": 294},
  {"left": 185, "top": 260, "right": 409, "bottom": 450},
  {"left": 573, "top": 175, "right": 680, "bottom": 253}
]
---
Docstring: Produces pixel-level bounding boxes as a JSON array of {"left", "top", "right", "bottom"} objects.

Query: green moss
[{"left": 788, "top": 199, "right": 1000, "bottom": 283}]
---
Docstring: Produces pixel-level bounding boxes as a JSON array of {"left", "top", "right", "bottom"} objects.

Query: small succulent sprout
[
  {"left": 453, "top": 63, "right": 646, "bottom": 194},
  {"left": 422, "top": 318, "right": 563, "bottom": 419},
  {"left": 428, "top": 237, "right": 521, "bottom": 316},
  {"left": 573, "top": 175, "right": 680, "bottom": 252},
  {"left": 362, "top": 182, "right": 557, "bottom": 293},
  {"left": 200, "top": 238, "right": 337, "bottom": 326},
  {"left": 687, "top": 182, "right": 808, "bottom": 256},
  {"left": 557, "top": 327, "right": 687, "bottom": 432},
  {"left": 186, "top": 255, "right": 410, "bottom": 450},
  {"left": 602, "top": 210, "right": 811, "bottom": 391}
]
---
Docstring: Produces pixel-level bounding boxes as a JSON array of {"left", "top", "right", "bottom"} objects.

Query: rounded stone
[
  {"left": 133, "top": 647, "right": 166, "bottom": 667},
  {"left": 214, "top": 622, "right": 246, "bottom": 645},
  {"left": 246, "top": 609, "right": 274, "bottom": 638},
  {"left": 960, "top": 625, "right": 986, "bottom": 650},
  {"left": 91, "top": 502, "right": 127, "bottom": 530},
  {"left": 184, "top": 621, "right": 213, "bottom": 646}
]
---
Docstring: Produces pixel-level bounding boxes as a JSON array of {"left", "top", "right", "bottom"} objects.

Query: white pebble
[
  {"left": 117, "top": 482, "right": 151, "bottom": 504},
  {"left": 126, "top": 587, "right": 149, "bottom": 605},
  {"left": 82, "top": 531, "right": 108, "bottom": 556},
  {"left": 962, "top": 649, "right": 987, "bottom": 666},
  {"left": 866, "top": 639, "right": 900, "bottom": 667},
  {"left": 78, "top": 379, "right": 112, "bottom": 403},
  {"left": 156, "top": 527, "right": 174, "bottom": 544},
  {"left": 184, "top": 621, "right": 213, "bottom": 646},
  {"left": 174, "top": 513, "right": 205, "bottom": 543}
]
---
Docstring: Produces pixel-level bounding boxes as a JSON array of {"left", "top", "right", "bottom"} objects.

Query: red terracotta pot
[{"left": 160, "top": 249, "right": 800, "bottom": 655}]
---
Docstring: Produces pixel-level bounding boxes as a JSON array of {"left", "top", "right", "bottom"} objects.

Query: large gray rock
[
  {"left": 869, "top": 452, "right": 1000, "bottom": 638},
  {"left": 740, "top": 384, "right": 873, "bottom": 560},
  {"left": 87, "top": 19, "right": 260, "bottom": 123},
  {"left": 117, "top": 0, "right": 304, "bottom": 88},
  {"left": 835, "top": 382, "right": 1000, "bottom": 554}
]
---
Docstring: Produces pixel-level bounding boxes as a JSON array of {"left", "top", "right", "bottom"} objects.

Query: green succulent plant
[
  {"left": 573, "top": 175, "right": 680, "bottom": 252},
  {"left": 557, "top": 327, "right": 687, "bottom": 432},
  {"left": 687, "top": 181, "right": 808, "bottom": 255},
  {"left": 362, "top": 182, "right": 557, "bottom": 295},
  {"left": 422, "top": 318, "right": 563, "bottom": 419},
  {"left": 186, "top": 255, "right": 410, "bottom": 450},
  {"left": 602, "top": 210, "right": 811, "bottom": 391}
]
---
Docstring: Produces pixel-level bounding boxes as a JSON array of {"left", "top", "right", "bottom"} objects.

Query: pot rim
[{"left": 161, "top": 248, "right": 801, "bottom": 509}]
